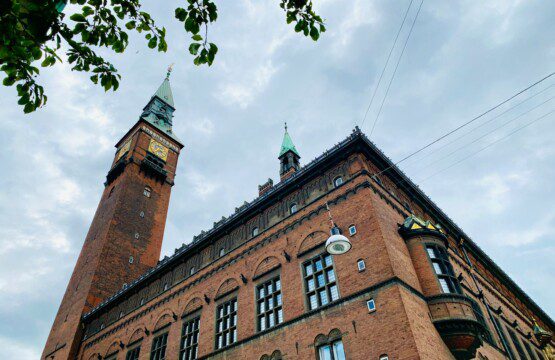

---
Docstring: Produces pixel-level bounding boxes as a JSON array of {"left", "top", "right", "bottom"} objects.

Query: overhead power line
[
  {"left": 369, "top": 0, "right": 424, "bottom": 138},
  {"left": 371, "top": 71, "right": 555, "bottom": 179},
  {"left": 417, "top": 109, "right": 554, "bottom": 183},
  {"left": 402, "top": 83, "right": 554, "bottom": 169},
  {"left": 409, "top": 95, "right": 555, "bottom": 177},
  {"left": 359, "top": 0, "right": 414, "bottom": 128}
]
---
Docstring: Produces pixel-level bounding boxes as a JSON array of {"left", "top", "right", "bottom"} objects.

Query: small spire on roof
[{"left": 166, "top": 63, "right": 174, "bottom": 80}]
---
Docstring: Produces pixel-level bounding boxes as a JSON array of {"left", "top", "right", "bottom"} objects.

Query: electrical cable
[
  {"left": 369, "top": 0, "right": 424, "bottom": 138},
  {"left": 370, "top": 71, "right": 555, "bottom": 179},
  {"left": 409, "top": 95, "right": 554, "bottom": 177},
  {"left": 359, "top": 0, "right": 414, "bottom": 128},
  {"left": 401, "top": 83, "right": 554, "bottom": 169},
  {"left": 417, "top": 109, "right": 554, "bottom": 183}
]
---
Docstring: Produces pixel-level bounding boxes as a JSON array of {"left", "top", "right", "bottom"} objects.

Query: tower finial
[
  {"left": 166, "top": 63, "right": 174, "bottom": 79},
  {"left": 285, "top": 122, "right": 288, "bottom": 132}
]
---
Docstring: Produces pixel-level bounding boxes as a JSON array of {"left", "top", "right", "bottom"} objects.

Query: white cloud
[{"left": 217, "top": 61, "right": 279, "bottom": 108}]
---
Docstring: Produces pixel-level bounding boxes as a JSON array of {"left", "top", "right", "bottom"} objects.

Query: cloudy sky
[{"left": 1, "top": 0, "right": 554, "bottom": 358}]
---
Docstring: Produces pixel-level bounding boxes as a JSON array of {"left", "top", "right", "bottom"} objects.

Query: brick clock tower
[{"left": 42, "top": 69, "right": 184, "bottom": 360}]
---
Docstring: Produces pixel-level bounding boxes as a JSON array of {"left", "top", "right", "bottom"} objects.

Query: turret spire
[
  {"left": 278, "top": 123, "right": 300, "bottom": 181},
  {"left": 279, "top": 122, "right": 300, "bottom": 158},
  {"left": 140, "top": 67, "right": 180, "bottom": 142}
]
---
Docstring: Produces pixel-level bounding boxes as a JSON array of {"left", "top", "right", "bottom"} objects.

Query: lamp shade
[{"left": 325, "top": 226, "right": 352, "bottom": 255}]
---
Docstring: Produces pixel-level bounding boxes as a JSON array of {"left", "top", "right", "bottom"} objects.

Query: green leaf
[
  {"left": 189, "top": 43, "right": 201, "bottom": 55},
  {"left": 192, "top": 34, "right": 202, "bottom": 41},
  {"left": 184, "top": 16, "right": 196, "bottom": 33},
  {"left": 24, "top": 102, "right": 35, "bottom": 113},
  {"left": 3, "top": 77, "right": 16, "bottom": 86},
  {"left": 310, "top": 26, "right": 319, "bottom": 41},
  {"left": 32, "top": 48, "right": 42, "bottom": 60},
  {"left": 125, "top": 21, "right": 136, "bottom": 30},
  {"left": 294, "top": 20, "right": 304, "bottom": 32},
  {"left": 148, "top": 37, "right": 157, "bottom": 49},
  {"left": 70, "top": 13, "right": 87, "bottom": 22}
]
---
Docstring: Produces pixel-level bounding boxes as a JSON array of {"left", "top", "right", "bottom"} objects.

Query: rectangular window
[
  {"left": 425, "top": 245, "right": 461, "bottom": 294},
  {"left": 367, "top": 299, "right": 376, "bottom": 312},
  {"left": 256, "top": 276, "right": 283, "bottom": 331},
  {"left": 303, "top": 254, "right": 339, "bottom": 310},
  {"left": 126, "top": 346, "right": 141, "bottom": 360},
  {"left": 215, "top": 298, "right": 237, "bottom": 349},
  {"left": 508, "top": 327, "right": 528, "bottom": 360},
  {"left": 318, "top": 340, "right": 346, "bottom": 360},
  {"left": 180, "top": 316, "right": 200, "bottom": 360},
  {"left": 150, "top": 332, "right": 168, "bottom": 360},
  {"left": 493, "top": 317, "right": 516, "bottom": 359}
]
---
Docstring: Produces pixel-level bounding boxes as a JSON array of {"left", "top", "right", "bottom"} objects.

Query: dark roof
[{"left": 83, "top": 127, "right": 554, "bottom": 330}]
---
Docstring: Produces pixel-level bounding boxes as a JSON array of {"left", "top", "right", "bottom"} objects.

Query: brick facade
[{"left": 42, "top": 89, "right": 554, "bottom": 360}]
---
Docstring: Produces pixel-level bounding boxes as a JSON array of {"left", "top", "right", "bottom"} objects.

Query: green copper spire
[
  {"left": 279, "top": 122, "right": 300, "bottom": 158},
  {"left": 140, "top": 65, "right": 181, "bottom": 144},
  {"left": 153, "top": 65, "right": 175, "bottom": 107}
]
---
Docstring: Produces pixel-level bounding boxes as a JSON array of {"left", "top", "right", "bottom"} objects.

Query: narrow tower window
[
  {"left": 367, "top": 299, "right": 376, "bottom": 312},
  {"left": 333, "top": 176, "right": 343, "bottom": 188},
  {"left": 129, "top": 256, "right": 134, "bottom": 264},
  {"left": 189, "top": 267, "right": 196, "bottom": 276},
  {"left": 252, "top": 227, "right": 259, "bottom": 237},
  {"left": 357, "top": 260, "right": 366, "bottom": 272},
  {"left": 348, "top": 225, "right": 357, "bottom": 236},
  {"left": 219, "top": 248, "right": 226, "bottom": 257},
  {"left": 290, "top": 203, "right": 298, "bottom": 214},
  {"left": 143, "top": 186, "right": 152, "bottom": 198}
]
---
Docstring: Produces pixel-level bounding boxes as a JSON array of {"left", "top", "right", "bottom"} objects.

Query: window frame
[
  {"left": 317, "top": 339, "right": 346, "bottom": 360},
  {"left": 425, "top": 243, "right": 462, "bottom": 294},
  {"left": 125, "top": 344, "right": 141, "bottom": 360},
  {"left": 215, "top": 297, "right": 238, "bottom": 350},
  {"left": 302, "top": 253, "right": 340, "bottom": 311},
  {"left": 255, "top": 276, "right": 283, "bottom": 332},
  {"left": 333, "top": 176, "right": 343, "bottom": 188},
  {"left": 180, "top": 315, "right": 201, "bottom": 360},
  {"left": 493, "top": 317, "right": 516, "bottom": 359},
  {"left": 348, "top": 225, "right": 356, "bottom": 236},
  {"left": 366, "top": 299, "right": 376, "bottom": 312},
  {"left": 290, "top": 203, "right": 298, "bottom": 214},
  {"left": 143, "top": 186, "right": 152, "bottom": 198},
  {"left": 149, "top": 331, "right": 168, "bottom": 360},
  {"left": 252, "top": 227, "right": 259, "bottom": 237},
  {"left": 357, "top": 259, "right": 365, "bottom": 272}
]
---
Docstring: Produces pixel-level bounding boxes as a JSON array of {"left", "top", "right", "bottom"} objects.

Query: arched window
[
  {"left": 290, "top": 203, "right": 298, "bottom": 214},
  {"left": 219, "top": 248, "right": 225, "bottom": 257},
  {"left": 379, "top": 355, "right": 389, "bottom": 360},
  {"left": 333, "top": 176, "right": 343, "bottom": 188},
  {"left": 189, "top": 267, "right": 196, "bottom": 275},
  {"left": 252, "top": 227, "right": 259, "bottom": 237},
  {"left": 143, "top": 186, "right": 152, "bottom": 198},
  {"left": 315, "top": 329, "right": 346, "bottom": 360},
  {"left": 163, "top": 282, "right": 169, "bottom": 291}
]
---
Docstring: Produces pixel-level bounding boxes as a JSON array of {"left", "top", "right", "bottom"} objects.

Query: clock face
[
  {"left": 116, "top": 140, "right": 131, "bottom": 161},
  {"left": 148, "top": 139, "right": 169, "bottom": 161}
]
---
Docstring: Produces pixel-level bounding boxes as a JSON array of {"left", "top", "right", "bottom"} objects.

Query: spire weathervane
[
  {"left": 285, "top": 122, "right": 288, "bottom": 132},
  {"left": 166, "top": 63, "right": 174, "bottom": 80}
]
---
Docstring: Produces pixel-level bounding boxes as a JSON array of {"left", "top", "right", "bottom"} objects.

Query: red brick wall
[{"left": 42, "top": 122, "right": 181, "bottom": 360}]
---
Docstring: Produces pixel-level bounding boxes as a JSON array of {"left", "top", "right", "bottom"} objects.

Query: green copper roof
[
  {"left": 154, "top": 77, "right": 174, "bottom": 108},
  {"left": 279, "top": 128, "right": 300, "bottom": 158},
  {"left": 139, "top": 70, "right": 182, "bottom": 145}
]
